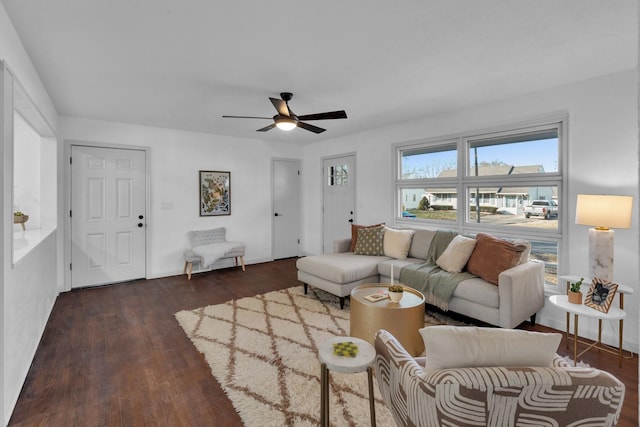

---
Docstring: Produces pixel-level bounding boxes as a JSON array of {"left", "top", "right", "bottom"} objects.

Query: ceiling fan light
[{"left": 275, "top": 118, "right": 296, "bottom": 131}]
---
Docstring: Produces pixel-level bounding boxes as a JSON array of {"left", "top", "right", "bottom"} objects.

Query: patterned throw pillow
[
  {"left": 350, "top": 223, "right": 385, "bottom": 252},
  {"left": 354, "top": 226, "right": 385, "bottom": 256}
]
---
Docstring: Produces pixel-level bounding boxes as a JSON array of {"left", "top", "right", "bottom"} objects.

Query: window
[
  {"left": 327, "top": 164, "right": 348, "bottom": 186},
  {"left": 6, "top": 68, "right": 57, "bottom": 263},
  {"left": 395, "top": 120, "right": 564, "bottom": 287},
  {"left": 401, "top": 143, "right": 457, "bottom": 179}
]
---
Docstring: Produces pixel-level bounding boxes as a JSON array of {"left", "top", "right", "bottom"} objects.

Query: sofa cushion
[
  {"left": 452, "top": 278, "right": 499, "bottom": 308},
  {"left": 296, "top": 252, "right": 387, "bottom": 284},
  {"left": 420, "top": 326, "right": 561, "bottom": 370},
  {"left": 378, "top": 258, "right": 423, "bottom": 279},
  {"left": 408, "top": 229, "right": 437, "bottom": 260},
  {"left": 349, "top": 223, "right": 385, "bottom": 252},
  {"left": 435, "top": 235, "right": 476, "bottom": 273},
  {"left": 354, "top": 226, "right": 385, "bottom": 256},
  {"left": 383, "top": 227, "right": 415, "bottom": 259},
  {"left": 466, "top": 233, "right": 527, "bottom": 285}
]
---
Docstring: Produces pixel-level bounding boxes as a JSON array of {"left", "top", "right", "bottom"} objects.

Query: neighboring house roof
[{"left": 437, "top": 164, "right": 544, "bottom": 178}]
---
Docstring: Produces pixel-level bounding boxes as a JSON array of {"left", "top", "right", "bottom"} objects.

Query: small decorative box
[{"left": 333, "top": 341, "right": 359, "bottom": 357}]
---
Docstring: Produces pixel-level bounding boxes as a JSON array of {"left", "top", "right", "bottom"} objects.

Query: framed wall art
[
  {"left": 199, "top": 170, "right": 230, "bottom": 216},
  {"left": 584, "top": 278, "right": 618, "bottom": 313}
]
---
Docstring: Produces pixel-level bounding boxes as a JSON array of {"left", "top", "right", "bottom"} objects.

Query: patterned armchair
[{"left": 374, "top": 329, "right": 625, "bottom": 427}]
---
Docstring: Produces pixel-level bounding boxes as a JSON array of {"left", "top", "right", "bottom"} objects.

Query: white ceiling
[{"left": 2, "top": 1, "right": 637, "bottom": 144}]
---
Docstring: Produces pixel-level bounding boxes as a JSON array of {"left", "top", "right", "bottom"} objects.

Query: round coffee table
[{"left": 350, "top": 284, "right": 425, "bottom": 356}]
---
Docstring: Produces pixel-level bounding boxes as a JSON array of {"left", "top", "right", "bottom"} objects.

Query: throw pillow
[
  {"left": 466, "top": 233, "right": 527, "bottom": 285},
  {"left": 435, "top": 235, "right": 477, "bottom": 273},
  {"left": 350, "top": 223, "right": 385, "bottom": 252},
  {"left": 353, "top": 225, "right": 385, "bottom": 256},
  {"left": 420, "top": 325, "right": 561, "bottom": 370},
  {"left": 383, "top": 227, "right": 415, "bottom": 259}
]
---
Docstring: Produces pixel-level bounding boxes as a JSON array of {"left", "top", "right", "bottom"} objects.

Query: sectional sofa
[{"left": 296, "top": 226, "right": 545, "bottom": 328}]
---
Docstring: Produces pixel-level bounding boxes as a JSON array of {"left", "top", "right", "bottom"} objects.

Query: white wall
[
  {"left": 60, "top": 117, "right": 303, "bottom": 279},
  {"left": 0, "top": 3, "right": 61, "bottom": 425},
  {"left": 301, "top": 69, "right": 639, "bottom": 353}
]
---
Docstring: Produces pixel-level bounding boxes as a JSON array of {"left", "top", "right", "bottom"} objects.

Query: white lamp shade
[{"left": 575, "top": 194, "right": 633, "bottom": 229}]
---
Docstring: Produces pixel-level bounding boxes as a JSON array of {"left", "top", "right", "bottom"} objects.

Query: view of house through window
[{"left": 396, "top": 121, "right": 563, "bottom": 286}]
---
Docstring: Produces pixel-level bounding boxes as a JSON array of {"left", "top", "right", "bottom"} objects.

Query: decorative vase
[
  {"left": 568, "top": 291, "right": 582, "bottom": 304},
  {"left": 389, "top": 291, "right": 403, "bottom": 303}
]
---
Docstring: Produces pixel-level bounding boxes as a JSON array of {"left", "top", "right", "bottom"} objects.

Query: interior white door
[
  {"left": 71, "top": 145, "right": 146, "bottom": 288},
  {"left": 272, "top": 159, "right": 300, "bottom": 259},
  {"left": 322, "top": 155, "right": 356, "bottom": 253}
]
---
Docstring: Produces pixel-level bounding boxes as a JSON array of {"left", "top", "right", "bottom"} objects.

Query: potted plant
[
  {"left": 388, "top": 284, "right": 404, "bottom": 303},
  {"left": 13, "top": 211, "right": 29, "bottom": 230},
  {"left": 568, "top": 277, "right": 584, "bottom": 304}
]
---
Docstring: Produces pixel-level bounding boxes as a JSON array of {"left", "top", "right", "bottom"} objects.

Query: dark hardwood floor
[{"left": 9, "top": 258, "right": 638, "bottom": 426}]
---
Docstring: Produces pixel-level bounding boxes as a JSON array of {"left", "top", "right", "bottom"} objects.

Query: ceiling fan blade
[
  {"left": 222, "top": 115, "right": 272, "bottom": 119},
  {"left": 297, "top": 121, "right": 326, "bottom": 134},
  {"left": 256, "top": 123, "right": 276, "bottom": 132},
  {"left": 297, "top": 110, "right": 347, "bottom": 121},
  {"left": 269, "top": 98, "right": 290, "bottom": 117}
]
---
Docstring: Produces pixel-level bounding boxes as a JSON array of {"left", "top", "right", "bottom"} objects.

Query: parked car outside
[{"left": 524, "top": 200, "right": 558, "bottom": 220}]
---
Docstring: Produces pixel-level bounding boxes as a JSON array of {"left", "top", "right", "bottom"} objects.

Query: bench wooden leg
[
  {"left": 235, "top": 256, "right": 245, "bottom": 271},
  {"left": 183, "top": 261, "right": 188, "bottom": 275},
  {"left": 187, "top": 262, "right": 193, "bottom": 280}
]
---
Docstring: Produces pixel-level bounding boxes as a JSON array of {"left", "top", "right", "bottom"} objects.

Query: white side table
[
  {"left": 318, "top": 336, "right": 376, "bottom": 427},
  {"left": 548, "top": 295, "right": 626, "bottom": 366},
  {"left": 558, "top": 275, "right": 634, "bottom": 367}
]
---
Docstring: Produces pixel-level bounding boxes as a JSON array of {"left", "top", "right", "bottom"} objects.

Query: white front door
[
  {"left": 71, "top": 145, "right": 146, "bottom": 288},
  {"left": 322, "top": 154, "right": 356, "bottom": 253},
  {"left": 272, "top": 159, "right": 300, "bottom": 259}
]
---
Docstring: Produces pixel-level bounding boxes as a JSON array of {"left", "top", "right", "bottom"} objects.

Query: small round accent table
[
  {"left": 350, "top": 284, "right": 426, "bottom": 356},
  {"left": 548, "top": 295, "right": 626, "bottom": 367},
  {"left": 318, "top": 336, "right": 376, "bottom": 427}
]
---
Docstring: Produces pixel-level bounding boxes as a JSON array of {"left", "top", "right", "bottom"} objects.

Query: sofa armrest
[
  {"left": 333, "top": 238, "right": 352, "bottom": 253},
  {"left": 497, "top": 261, "right": 545, "bottom": 328}
]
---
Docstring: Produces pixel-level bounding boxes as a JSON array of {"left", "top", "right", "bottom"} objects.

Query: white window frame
[{"left": 393, "top": 115, "right": 568, "bottom": 291}]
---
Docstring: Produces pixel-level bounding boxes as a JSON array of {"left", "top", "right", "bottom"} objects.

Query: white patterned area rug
[{"left": 175, "top": 286, "right": 468, "bottom": 427}]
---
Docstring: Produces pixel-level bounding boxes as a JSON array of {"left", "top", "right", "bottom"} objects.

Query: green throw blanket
[{"left": 399, "top": 230, "right": 477, "bottom": 310}]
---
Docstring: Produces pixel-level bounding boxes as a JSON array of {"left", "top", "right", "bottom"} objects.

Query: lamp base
[{"left": 588, "top": 228, "right": 614, "bottom": 281}]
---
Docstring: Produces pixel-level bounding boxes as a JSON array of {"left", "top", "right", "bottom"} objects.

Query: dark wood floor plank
[{"left": 8, "top": 258, "right": 638, "bottom": 426}]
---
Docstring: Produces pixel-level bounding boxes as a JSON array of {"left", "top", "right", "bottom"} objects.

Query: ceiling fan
[{"left": 222, "top": 92, "right": 347, "bottom": 134}]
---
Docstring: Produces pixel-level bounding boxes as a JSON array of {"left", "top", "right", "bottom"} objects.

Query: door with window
[
  {"left": 322, "top": 155, "right": 356, "bottom": 253},
  {"left": 71, "top": 145, "right": 147, "bottom": 288}
]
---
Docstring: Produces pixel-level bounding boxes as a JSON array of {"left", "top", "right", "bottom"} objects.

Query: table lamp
[{"left": 575, "top": 194, "right": 633, "bottom": 281}]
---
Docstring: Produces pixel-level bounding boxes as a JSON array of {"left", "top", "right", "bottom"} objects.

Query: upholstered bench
[{"left": 182, "top": 227, "right": 246, "bottom": 279}]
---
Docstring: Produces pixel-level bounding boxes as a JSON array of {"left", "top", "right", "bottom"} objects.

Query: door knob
[
  {"left": 137, "top": 223, "right": 143, "bottom": 227},
  {"left": 138, "top": 215, "right": 144, "bottom": 220},
  {"left": 348, "top": 219, "right": 353, "bottom": 223},
  {"left": 274, "top": 212, "right": 280, "bottom": 217}
]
